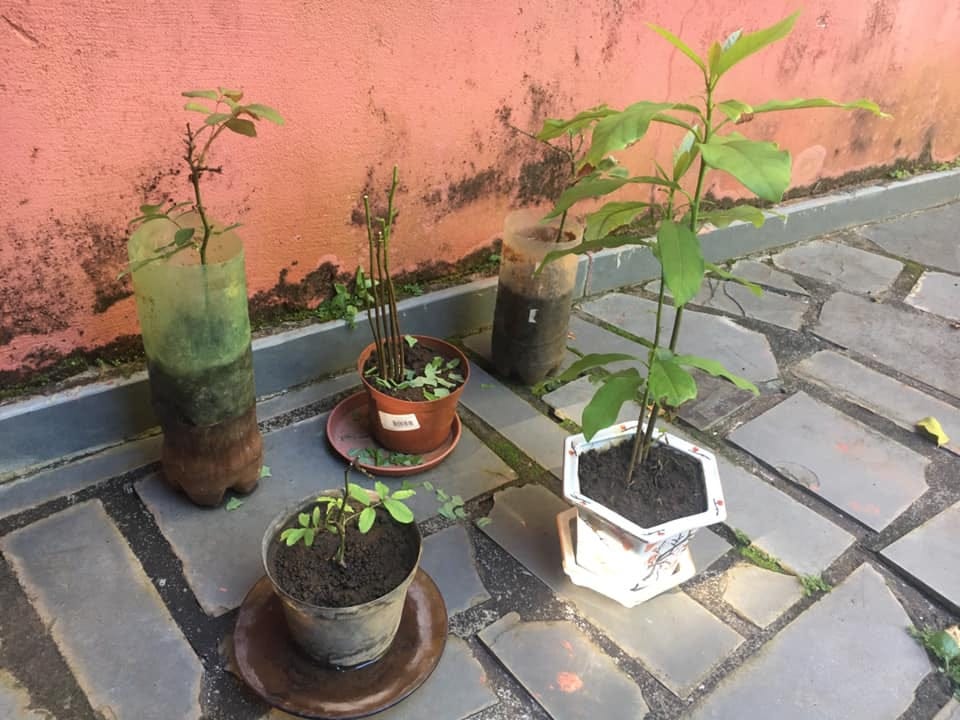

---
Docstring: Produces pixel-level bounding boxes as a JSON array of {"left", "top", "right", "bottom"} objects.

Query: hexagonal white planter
[{"left": 560, "top": 421, "right": 726, "bottom": 606}]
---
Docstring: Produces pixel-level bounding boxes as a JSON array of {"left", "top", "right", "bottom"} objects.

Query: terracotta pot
[
  {"left": 358, "top": 336, "right": 469, "bottom": 454},
  {"left": 262, "top": 493, "right": 422, "bottom": 668}
]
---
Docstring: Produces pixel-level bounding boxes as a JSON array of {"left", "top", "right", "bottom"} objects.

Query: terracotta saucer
[
  {"left": 234, "top": 570, "right": 448, "bottom": 720},
  {"left": 326, "top": 392, "right": 461, "bottom": 477}
]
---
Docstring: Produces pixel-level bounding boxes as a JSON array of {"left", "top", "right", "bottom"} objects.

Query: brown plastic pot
[
  {"left": 358, "top": 335, "right": 469, "bottom": 455},
  {"left": 262, "top": 493, "right": 423, "bottom": 668}
]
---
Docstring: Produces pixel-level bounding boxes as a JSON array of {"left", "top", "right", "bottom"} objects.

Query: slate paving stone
[
  {"left": 795, "top": 350, "right": 960, "bottom": 457},
  {"left": 460, "top": 362, "right": 569, "bottom": 478},
  {"left": 0, "top": 669, "right": 52, "bottom": 720},
  {"left": 906, "top": 271, "right": 960, "bottom": 322},
  {"left": 719, "top": 457, "right": 855, "bottom": 576},
  {"left": 722, "top": 565, "right": 803, "bottom": 627},
  {"left": 137, "top": 413, "right": 515, "bottom": 616},
  {"left": 687, "top": 564, "right": 932, "bottom": 720},
  {"left": 935, "top": 699, "right": 960, "bottom": 720},
  {"left": 480, "top": 485, "right": 743, "bottom": 697},
  {"left": 1, "top": 501, "right": 203, "bottom": 720},
  {"left": 0, "top": 434, "right": 162, "bottom": 521},
  {"left": 256, "top": 371, "right": 359, "bottom": 421},
  {"left": 772, "top": 239, "right": 903, "bottom": 294},
  {"left": 858, "top": 202, "right": 960, "bottom": 273},
  {"left": 581, "top": 293, "right": 779, "bottom": 383},
  {"left": 567, "top": 315, "right": 647, "bottom": 372},
  {"left": 882, "top": 501, "right": 960, "bottom": 609},
  {"left": 479, "top": 613, "right": 649, "bottom": 720},
  {"left": 728, "top": 259, "right": 809, "bottom": 295},
  {"left": 421, "top": 525, "right": 490, "bottom": 616},
  {"left": 267, "top": 636, "right": 498, "bottom": 720},
  {"left": 730, "top": 392, "right": 929, "bottom": 531},
  {"left": 816, "top": 291, "right": 960, "bottom": 397},
  {"left": 651, "top": 278, "right": 808, "bottom": 330},
  {"left": 543, "top": 376, "right": 642, "bottom": 427}
]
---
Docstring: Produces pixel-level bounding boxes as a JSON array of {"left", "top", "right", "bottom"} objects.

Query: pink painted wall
[{"left": 2, "top": 0, "right": 959, "bottom": 380}]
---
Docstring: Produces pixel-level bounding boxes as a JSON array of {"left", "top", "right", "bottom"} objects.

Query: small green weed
[
  {"left": 799, "top": 574, "right": 832, "bottom": 596},
  {"left": 732, "top": 528, "right": 789, "bottom": 574},
  {"left": 348, "top": 447, "right": 424, "bottom": 468},
  {"left": 910, "top": 626, "right": 960, "bottom": 697},
  {"left": 400, "top": 282, "right": 424, "bottom": 296}
]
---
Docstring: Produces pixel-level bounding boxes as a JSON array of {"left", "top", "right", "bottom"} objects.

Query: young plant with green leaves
[
  {"left": 280, "top": 462, "right": 415, "bottom": 567},
  {"left": 127, "top": 87, "right": 283, "bottom": 271},
  {"left": 540, "top": 12, "right": 886, "bottom": 480}
]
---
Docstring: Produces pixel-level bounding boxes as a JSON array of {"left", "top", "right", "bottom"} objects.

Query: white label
[
  {"left": 378, "top": 411, "right": 420, "bottom": 431},
  {"left": 528, "top": 308, "right": 539, "bottom": 324}
]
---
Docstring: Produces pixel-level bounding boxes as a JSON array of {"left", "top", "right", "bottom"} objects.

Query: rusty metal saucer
[{"left": 233, "top": 570, "right": 448, "bottom": 719}]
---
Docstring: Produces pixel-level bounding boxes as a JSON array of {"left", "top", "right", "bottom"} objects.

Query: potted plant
[
  {"left": 490, "top": 127, "right": 588, "bottom": 385},
  {"left": 126, "top": 87, "right": 283, "bottom": 506},
  {"left": 540, "top": 13, "right": 886, "bottom": 605},
  {"left": 357, "top": 167, "right": 469, "bottom": 454},
  {"left": 261, "top": 461, "right": 421, "bottom": 667}
]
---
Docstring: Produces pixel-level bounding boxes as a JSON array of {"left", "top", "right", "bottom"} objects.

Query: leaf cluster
[
  {"left": 367, "top": 343, "right": 464, "bottom": 401},
  {"left": 910, "top": 626, "right": 960, "bottom": 696},
  {"left": 347, "top": 446, "right": 424, "bottom": 467},
  {"left": 536, "top": 12, "right": 887, "bottom": 465}
]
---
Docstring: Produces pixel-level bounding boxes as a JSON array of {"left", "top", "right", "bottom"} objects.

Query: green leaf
[
  {"left": 184, "top": 101, "right": 212, "bottom": 114},
  {"left": 751, "top": 97, "right": 888, "bottom": 118},
  {"left": 584, "top": 102, "right": 677, "bottom": 167},
  {"left": 700, "top": 205, "right": 766, "bottom": 228},
  {"left": 716, "top": 99, "right": 753, "bottom": 122},
  {"left": 358, "top": 506, "right": 376, "bottom": 533},
  {"left": 916, "top": 416, "right": 951, "bottom": 447},
  {"left": 204, "top": 112, "right": 232, "bottom": 126},
  {"left": 382, "top": 498, "right": 414, "bottom": 524},
  {"left": 583, "top": 202, "right": 651, "bottom": 241},
  {"left": 673, "top": 354, "right": 759, "bottom": 394},
  {"left": 537, "top": 105, "right": 617, "bottom": 140},
  {"left": 404, "top": 334, "right": 418, "bottom": 348},
  {"left": 312, "top": 506, "right": 321, "bottom": 526},
  {"left": 225, "top": 118, "right": 257, "bottom": 137},
  {"left": 581, "top": 368, "right": 644, "bottom": 440},
  {"left": 182, "top": 89, "right": 218, "bottom": 100},
  {"left": 699, "top": 133, "right": 791, "bottom": 202},
  {"left": 711, "top": 12, "right": 799, "bottom": 80},
  {"left": 546, "top": 175, "right": 673, "bottom": 219},
  {"left": 657, "top": 220, "right": 704, "bottom": 307},
  {"left": 244, "top": 103, "right": 285, "bottom": 124},
  {"left": 139, "top": 203, "right": 165, "bottom": 215},
  {"left": 225, "top": 497, "right": 244, "bottom": 511},
  {"left": 298, "top": 512, "right": 311, "bottom": 528},
  {"left": 476, "top": 517, "right": 492, "bottom": 528},
  {"left": 647, "top": 23, "right": 707, "bottom": 73},
  {"left": 348, "top": 483, "right": 372, "bottom": 506},
  {"left": 704, "top": 261, "right": 763, "bottom": 296},
  {"left": 672, "top": 128, "right": 700, "bottom": 180},
  {"left": 539, "top": 234, "right": 654, "bottom": 270},
  {"left": 174, "top": 227, "right": 196, "bottom": 247},
  {"left": 648, "top": 352, "right": 698, "bottom": 406},
  {"left": 281, "top": 528, "right": 306, "bottom": 545},
  {"left": 391, "top": 489, "right": 416, "bottom": 500},
  {"left": 924, "top": 630, "right": 960, "bottom": 663},
  {"left": 303, "top": 528, "right": 315, "bottom": 546},
  {"left": 259, "top": 465, "right": 272, "bottom": 478},
  {"left": 220, "top": 87, "right": 244, "bottom": 102},
  {"left": 374, "top": 481, "right": 390, "bottom": 500},
  {"left": 557, "top": 352, "right": 644, "bottom": 383}
]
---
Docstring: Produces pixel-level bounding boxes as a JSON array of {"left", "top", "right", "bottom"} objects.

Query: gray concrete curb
[{"left": 2, "top": 170, "right": 958, "bottom": 480}]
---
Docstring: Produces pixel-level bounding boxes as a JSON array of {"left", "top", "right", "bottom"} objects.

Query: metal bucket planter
[
  {"left": 560, "top": 421, "right": 726, "bottom": 606},
  {"left": 262, "top": 494, "right": 423, "bottom": 668}
]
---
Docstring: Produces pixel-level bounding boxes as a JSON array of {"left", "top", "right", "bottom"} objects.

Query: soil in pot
[
  {"left": 578, "top": 440, "right": 707, "bottom": 528},
  {"left": 362, "top": 341, "right": 465, "bottom": 402},
  {"left": 270, "top": 507, "right": 420, "bottom": 607}
]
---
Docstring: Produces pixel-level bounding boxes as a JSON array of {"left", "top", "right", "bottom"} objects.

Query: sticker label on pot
[{"left": 378, "top": 411, "right": 421, "bottom": 431}]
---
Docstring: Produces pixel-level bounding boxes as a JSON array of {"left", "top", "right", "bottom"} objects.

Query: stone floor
[{"left": 2, "top": 201, "right": 960, "bottom": 719}]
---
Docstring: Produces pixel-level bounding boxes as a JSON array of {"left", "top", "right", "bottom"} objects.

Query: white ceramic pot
[{"left": 560, "top": 421, "right": 726, "bottom": 598}]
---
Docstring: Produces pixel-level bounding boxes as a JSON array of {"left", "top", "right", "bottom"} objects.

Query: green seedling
[
  {"left": 125, "top": 87, "right": 283, "bottom": 274},
  {"left": 280, "top": 462, "right": 415, "bottom": 567},
  {"left": 799, "top": 574, "right": 832, "bottom": 596},
  {"left": 537, "top": 11, "right": 887, "bottom": 482},
  {"left": 348, "top": 447, "right": 424, "bottom": 467},
  {"left": 910, "top": 626, "right": 960, "bottom": 697}
]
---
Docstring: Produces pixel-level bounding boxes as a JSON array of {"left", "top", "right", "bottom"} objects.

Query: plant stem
[
  {"left": 381, "top": 167, "right": 404, "bottom": 380},
  {"left": 364, "top": 196, "right": 387, "bottom": 376},
  {"left": 334, "top": 464, "right": 351, "bottom": 567}
]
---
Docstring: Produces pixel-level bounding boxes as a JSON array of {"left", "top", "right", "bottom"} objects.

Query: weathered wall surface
[{"left": 2, "top": 0, "right": 958, "bottom": 380}]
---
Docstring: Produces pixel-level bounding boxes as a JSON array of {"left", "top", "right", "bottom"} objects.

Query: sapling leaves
[
  {"left": 699, "top": 133, "right": 791, "bottom": 202},
  {"left": 648, "top": 351, "right": 698, "bottom": 407},
  {"left": 558, "top": 352, "right": 644, "bottom": 383},
  {"left": 546, "top": 175, "right": 674, "bottom": 219},
  {"left": 672, "top": 353, "right": 759, "bottom": 393},
  {"left": 704, "top": 261, "right": 764, "bottom": 296},
  {"left": 182, "top": 89, "right": 219, "bottom": 100},
  {"left": 225, "top": 118, "right": 257, "bottom": 137},
  {"left": 710, "top": 12, "right": 799, "bottom": 80},
  {"left": 700, "top": 205, "right": 766, "bottom": 228},
  {"left": 584, "top": 102, "right": 677, "bottom": 167},
  {"left": 174, "top": 227, "right": 196, "bottom": 246},
  {"left": 646, "top": 23, "right": 707, "bottom": 73},
  {"left": 538, "top": 234, "right": 654, "bottom": 271},
  {"left": 348, "top": 483, "right": 372, "bottom": 505},
  {"left": 750, "top": 97, "right": 888, "bottom": 117},
  {"left": 657, "top": 220, "right": 704, "bottom": 307},
  {"left": 243, "top": 103, "right": 285, "bottom": 124},
  {"left": 537, "top": 105, "right": 617, "bottom": 140},
  {"left": 382, "top": 497, "right": 414, "bottom": 524},
  {"left": 581, "top": 368, "right": 644, "bottom": 440},
  {"left": 358, "top": 507, "right": 376, "bottom": 533},
  {"left": 584, "top": 202, "right": 652, "bottom": 241},
  {"left": 184, "top": 101, "right": 212, "bottom": 114}
]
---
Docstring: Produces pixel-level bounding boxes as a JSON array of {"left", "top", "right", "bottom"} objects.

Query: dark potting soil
[
  {"left": 149, "top": 346, "right": 255, "bottom": 427},
  {"left": 491, "top": 283, "right": 573, "bottom": 385},
  {"left": 363, "top": 341, "right": 464, "bottom": 402},
  {"left": 578, "top": 440, "right": 707, "bottom": 528},
  {"left": 270, "top": 506, "right": 420, "bottom": 607}
]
